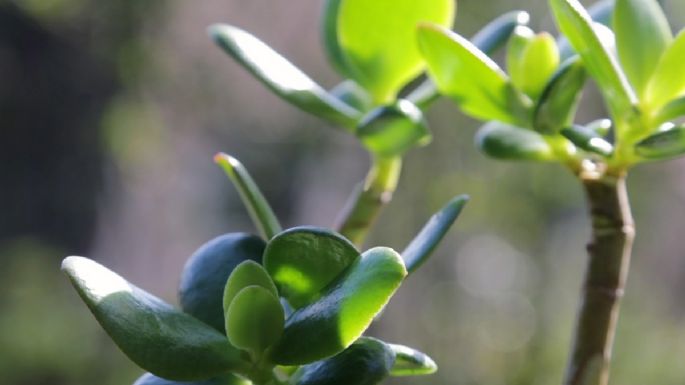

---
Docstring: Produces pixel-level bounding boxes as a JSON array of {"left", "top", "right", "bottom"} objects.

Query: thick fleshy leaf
[
  {"left": 291, "top": 337, "right": 395, "bottom": 385},
  {"left": 614, "top": 0, "right": 672, "bottom": 97},
  {"left": 329, "top": 80, "right": 373, "bottom": 113},
  {"left": 654, "top": 96, "right": 685, "bottom": 125},
  {"left": 534, "top": 57, "right": 587, "bottom": 134},
  {"left": 62, "top": 257, "right": 246, "bottom": 381},
  {"left": 549, "top": 0, "right": 636, "bottom": 118},
  {"left": 586, "top": 118, "right": 612, "bottom": 137},
  {"left": 226, "top": 286, "right": 284, "bottom": 353},
  {"left": 322, "top": 0, "right": 351, "bottom": 78},
  {"left": 402, "top": 195, "right": 469, "bottom": 274},
  {"left": 388, "top": 344, "right": 437, "bottom": 376},
  {"left": 215, "top": 154, "right": 282, "bottom": 240},
  {"left": 475, "top": 122, "right": 555, "bottom": 161},
  {"left": 223, "top": 261, "right": 278, "bottom": 314},
  {"left": 356, "top": 99, "right": 430, "bottom": 157},
  {"left": 263, "top": 227, "right": 359, "bottom": 309},
  {"left": 515, "top": 33, "right": 560, "bottom": 100},
  {"left": 269, "top": 247, "right": 407, "bottom": 365},
  {"left": 132, "top": 373, "right": 250, "bottom": 385},
  {"left": 179, "top": 233, "right": 265, "bottom": 333},
  {"left": 507, "top": 26, "right": 535, "bottom": 95},
  {"left": 418, "top": 24, "right": 530, "bottom": 125},
  {"left": 561, "top": 125, "right": 613, "bottom": 157},
  {"left": 558, "top": 0, "right": 615, "bottom": 60},
  {"left": 209, "top": 24, "right": 360, "bottom": 128},
  {"left": 635, "top": 126, "right": 685, "bottom": 159},
  {"left": 646, "top": 31, "right": 685, "bottom": 110},
  {"left": 327, "top": 0, "right": 455, "bottom": 103}
]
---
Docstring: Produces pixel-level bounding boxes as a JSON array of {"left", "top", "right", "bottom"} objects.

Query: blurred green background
[{"left": 2, "top": 0, "right": 685, "bottom": 384}]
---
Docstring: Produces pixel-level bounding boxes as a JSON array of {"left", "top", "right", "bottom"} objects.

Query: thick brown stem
[{"left": 563, "top": 175, "right": 635, "bottom": 385}]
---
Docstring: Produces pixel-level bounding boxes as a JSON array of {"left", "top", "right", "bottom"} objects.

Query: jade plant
[{"left": 417, "top": 0, "right": 685, "bottom": 384}]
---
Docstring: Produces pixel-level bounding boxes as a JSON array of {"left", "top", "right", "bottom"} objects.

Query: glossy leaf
[
  {"left": 322, "top": 0, "right": 351, "bottom": 78},
  {"left": 614, "top": 0, "right": 672, "bottom": 97},
  {"left": 264, "top": 227, "right": 359, "bottom": 309},
  {"left": 561, "top": 125, "right": 613, "bottom": 157},
  {"left": 62, "top": 257, "right": 246, "bottom": 381},
  {"left": 558, "top": 0, "right": 615, "bottom": 60},
  {"left": 329, "top": 80, "right": 373, "bottom": 113},
  {"left": 179, "top": 233, "right": 265, "bottom": 333},
  {"left": 549, "top": 0, "right": 636, "bottom": 118},
  {"left": 654, "top": 96, "right": 685, "bottom": 125},
  {"left": 475, "top": 122, "right": 555, "bottom": 161},
  {"left": 357, "top": 99, "right": 431, "bottom": 157},
  {"left": 291, "top": 337, "right": 394, "bottom": 385},
  {"left": 388, "top": 344, "right": 437, "bottom": 376},
  {"left": 209, "top": 24, "right": 360, "bottom": 128},
  {"left": 328, "top": 0, "right": 455, "bottom": 103},
  {"left": 646, "top": 31, "right": 685, "bottom": 109},
  {"left": 586, "top": 118, "right": 613, "bottom": 137},
  {"left": 534, "top": 57, "right": 587, "bottom": 134},
  {"left": 269, "top": 247, "right": 407, "bottom": 365},
  {"left": 223, "top": 260, "right": 278, "bottom": 314},
  {"left": 215, "top": 153, "right": 282, "bottom": 240},
  {"left": 418, "top": 24, "right": 530, "bottom": 125},
  {"left": 226, "top": 286, "right": 285, "bottom": 353},
  {"left": 507, "top": 26, "right": 535, "bottom": 95},
  {"left": 516, "top": 33, "right": 560, "bottom": 100},
  {"left": 132, "top": 373, "right": 250, "bottom": 385},
  {"left": 402, "top": 194, "right": 469, "bottom": 273},
  {"left": 635, "top": 126, "right": 685, "bottom": 159}
]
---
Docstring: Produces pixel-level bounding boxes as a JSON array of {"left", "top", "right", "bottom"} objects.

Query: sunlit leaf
[
  {"left": 388, "top": 344, "right": 437, "bottom": 376},
  {"left": 646, "top": 31, "right": 685, "bottom": 110},
  {"left": 534, "top": 57, "right": 587, "bottom": 134},
  {"left": 269, "top": 247, "right": 407, "bottom": 365},
  {"left": 356, "top": 99, "right": 430, "bottom": 157},
  {"left": 635, "top": 126, "right": 685, "bottom": 160},
  {"left": 507, "top": 26, "right": 535, "bottom": 95},
  {"left": 62, "top": 257, "right": 246, "bottom": 381},
  {"left": 263, "top": 227, "right": 359, "bottom": 309},
  {"left": 561, "top": 125, "right": 613, "bottom": 157},
  {"left": 654, "top": 96, "right": 685, "bottom": 125},
  {"left": 515, "top": 32, "right": 560, "bottom": 100},
  {"left": 226, "top": 286, "right": 284, "bottom": 353},
  {"left": 132, "top": 373, "right": 250, "bottom": 385},
  {"left": 223, "top": 260, "right": 278, "bottom": 314},
  {"left": 475, "top": 121, "right": 555, "bottom": 161}
]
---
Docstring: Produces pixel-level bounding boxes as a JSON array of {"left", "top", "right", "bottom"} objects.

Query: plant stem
[
  {"left": 563, "top": 173, "right": 635, "bottom": 385},
  {"left": 334, "top": 155, "right": 402, "bottom": 247}
]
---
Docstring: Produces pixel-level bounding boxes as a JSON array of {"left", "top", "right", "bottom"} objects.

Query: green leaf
[
  {"left": 515, "top": 33, "right": 561, "bottom": 100},
  {"left": 549, "top": 0, "right": 636, "bottom": 118},
  {"left": 179, "top": 233, "right": 265, "bottom": 333},
  {"left": 226, "top": 286, "right": 285, "bottom": 354},
  {"left": 646, "top": 31, "right": 685, "bottom": 110},
  {"left": 322, "top": 0, "right": 352, "bottom": 79},
  {"left": 534, "top": 57, "right": 587, "bottom": 134},
  {"left": 654, "top": 95, "right": 685, "bottom": 125},
  {"left": 418, "top": 24, "right": 530, "bottom": 125},
  {"left": 327, "top": 0, "right": 455, "bottom": 103},
  {"left": 132, "top": 373, "right": 250, "bottom": 385},
  {"left": 635, "top": 126, "right": 685, "bottom": 159},
  {"left": 291, "top": 337, "right": 395, "bottom": 385},
  {"left": 475, "top": 122, "right": 555, "bottom": 161},
  {"left": 329, "top": 80, "right": 374, "bottom": 113},
  {"left": 263, "top": 227, "right": 359, "bottom": 309},
  {"left": 586, "top": 118, "right": 613, "bottom": 137},
  {"left": 402, "top": 195, "right": 469, "bottom": 274},
  {"left": 270, "top": 247, "right": 407, "bottom": 365},
  {"left": 356, "top": 99, "right": 431, "bottom": 157},
  {"left": 209, "top": 24, "right": 360, "bottom": 128},
  {"left": 561, "top": 125, "right": 613, "bottom": 157},
  {"left": 215, "top": 153, "right": 282, "bottom": 240},
  {"left": 614, "top": 0, "right": 672, "bottom": 97},
  {"left": 387, "top": 344, "right": 437, "bottom": 376},
  {"left": 62, "top": 257, "right": 246, "bottom": 381},
  {"left": 507, "top": 26, "right": 535, "bottom": 95},
  {"left": 223, "top": 260, "right": 278, "bottom": 314}
]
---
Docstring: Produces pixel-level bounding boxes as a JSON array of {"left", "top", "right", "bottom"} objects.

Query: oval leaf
[
  {"left": 357, "top": 99, "right": 431, "bottom": 157},
  {"left": 534, "top": 57, "right": 587, "bottom": 134},
  {"left": 654, "top": 95, "right": 685, "bottom": 125},
  {"left": 635, "top": 126, "right": 685, "bottom": 160},
  {"left": 516, "top": 33, "right": 560, "bottom": 100},
  {"left": 223, "top": 260, "right": 278, "bottom": 314},
  {"left": 561, "top": 125, "right": 613, "bottom": 157},
  {"left": 402, "top": 194, "right": 469, "bottom": 274},
  {"left": 264, "top": 227, "right": 359, "bottom": 309},
  {"left": 614, "top": 0, "right": 672, "bottom": 97},
  {"left": 646, "top": 30, "right": 685, "bottom": 110},
  {"left": 179, "top": 233, "right": 265, "bottom": 333},
  {"left": 209, "top": 24, "right": 360, "bottom": 128},
  {"left": 132, "top": 373, "right": 250, "bottom": 385},
  {"left": 269, "top": 247, "right": 407, "bottom": 365},
  {"left": 62, "top": 257, "right": 246, "bottom": 381},
  {"left": 507, "top": 26, "right": 535, "bottom": 95},
  {"left": 475, "top": 122, "right": 555, "bottom": 161},
  {"left": 291, "top": 337, "right": 395, "bottom": 385},
  {"left": 388, "top": 344, "right": 437, "bottom": 376},
  {"left": 226, "top": 286, "right": 285, "bottom": 353}
]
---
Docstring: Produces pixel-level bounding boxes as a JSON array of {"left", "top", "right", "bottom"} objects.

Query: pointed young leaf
[
  {"left": 291, "top": 337, "right": 395, "bottom": 385},
  {"left": 209, "top": 24, "right": 360, "bottom": 128},
  {"left": 179, "top": 233, "right": 265, "bottom": 333},
  {"left": 534, "top": 57, "right": 587, "bottom": 134},
  {"left": 654, "top": 96, "right": 685, "bottom": 125},
  {"left": 516, "top": 33, "right": 560, "bottom": 100},
  {"left": 635, "top": 126, "right": 685, "bottom": 160},
  {"left": 226, "top": 286, "right": 285, "bottom": 353},
  {"left": 388, "top": 344, "right": 437, "bottom": 376},
  {"left": 269, "top": 247, "right": 407, "bottom": 365},
  {"left": 357, "top": 99, "right": 431, "bottom": 157},
  {"left": 62, "top": 257, "right": 246, "bottom": 381},
  {"left": 215, "top": 153, "right": 282, "bottom": 240},
  {"left": 561, "top": 125, "right": 613, "bottom": 157},
  {"left": 264, "top": 227, "right": 359, "bottom": 309},
  {"left": 646, "top": 31, "right": 685, "bottom": 110},
  {"left": 223, "top": 260, "right": 278, "bottom": 314},
  {"left": 475, "top": 122, "right": 555, "bottom": 161},
  {"left": 418, "top": 24, "right": 530, "bottom": 125},
  {"left": 549, "top": 0, "right": 636, "bottom": 118},
  {"left": 614, "top": 0, "right": 672, "bottom": 97},
  {"left": 402, "top": 195, "right": 469, "bottom": 274},
  {"left": 132, "top": 373, "right": 250, "bottom": 385}
]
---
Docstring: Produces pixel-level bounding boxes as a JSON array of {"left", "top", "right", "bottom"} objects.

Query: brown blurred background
[{"left": 2, "top": 1, "right": 685, "bottom": 384}]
